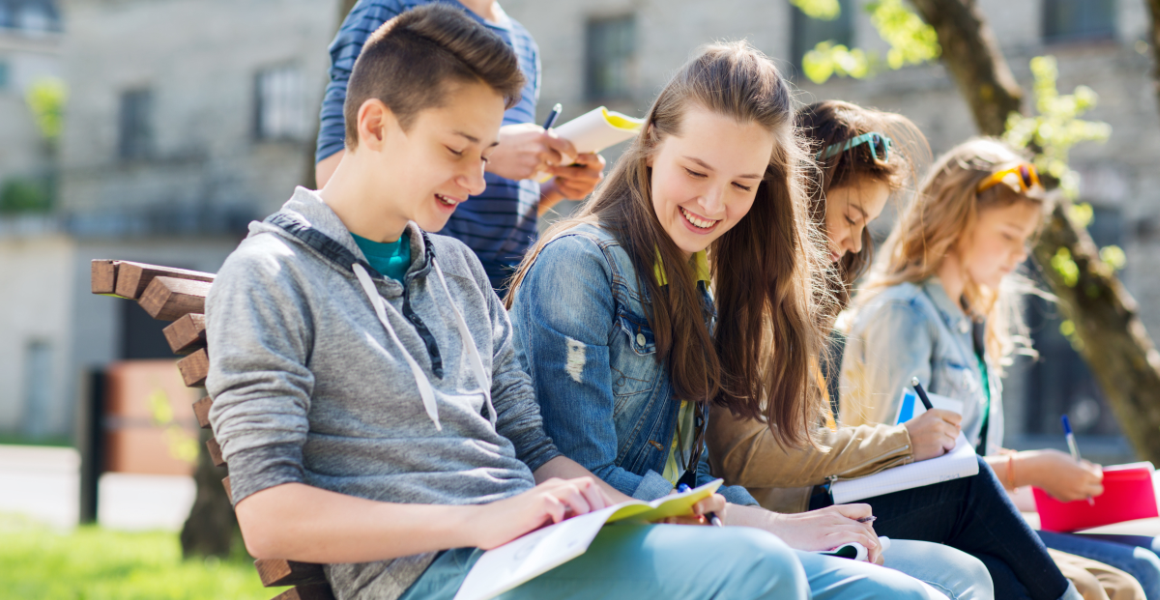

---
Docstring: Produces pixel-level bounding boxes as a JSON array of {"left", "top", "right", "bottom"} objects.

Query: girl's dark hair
[
  {"left": 796, "top": 100, "right": 927, "bottom": 316},
  {"left": 508, "top": 42, "right": 830, "bottom": 448}
]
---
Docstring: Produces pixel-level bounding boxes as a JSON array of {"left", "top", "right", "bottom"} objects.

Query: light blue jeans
[
  {"left": 887, "top": 539, "right": 995, "bottom": 600},
  {"left": 399, "top": 523, "right": 936, "bottom": 600}
]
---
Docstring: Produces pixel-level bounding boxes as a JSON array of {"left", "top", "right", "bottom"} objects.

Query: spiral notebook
[{"left": 830, "top": 433, "right": 979, "bottom": 504}]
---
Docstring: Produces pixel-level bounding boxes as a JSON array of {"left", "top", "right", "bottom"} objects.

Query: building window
[
  {"left": 585, "top": 15, "right": 635, "bottom": 102},
  {"left": 1043, "top": 0, "right": 1116, "bottom": 42},
  {"left": 255, "top": 65, "right": 307, "bottom": 141},
  {"left": 119, "top": 88, "right": 154, "bottom": 160},
  {"left": 791, "top": 0, "right": 855, "bottom": 75},
  {"left": 23, "top": 339, "right": 52, "bottom": 439},
  {"left": 1023, "top": 205, "right": 1124, "bottom": 437}
]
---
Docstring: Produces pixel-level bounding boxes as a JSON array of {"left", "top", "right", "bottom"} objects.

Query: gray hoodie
[{"left": 206, "top": 187, "right": 561, "bottom": 600}]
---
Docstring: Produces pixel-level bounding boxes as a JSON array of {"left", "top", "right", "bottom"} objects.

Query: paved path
[
  {"left": 1, "top": 444, "right": 1157, "bottom": 536},
  {"left": 0, "top": 444, "right": 193, "bottom": 531}
]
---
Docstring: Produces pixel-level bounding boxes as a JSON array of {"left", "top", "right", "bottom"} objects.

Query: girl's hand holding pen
[{"left": 904, "top": 409, "right": 963, "bottom": 460}]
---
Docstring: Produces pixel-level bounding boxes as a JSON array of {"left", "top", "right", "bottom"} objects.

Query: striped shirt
[{"left": 316, "top": 0, "right": 542, "bottom": 290}]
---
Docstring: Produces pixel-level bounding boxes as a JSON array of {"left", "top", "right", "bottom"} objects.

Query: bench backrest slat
[
  {"left": 164, "top": 314, "right": 207, "bottom": 355},
  {"left": 92, "top": 259, "right": 332, "bottom": 600},
  {"left": 115, "top": 262, "right": 216, "bottom": 300}
]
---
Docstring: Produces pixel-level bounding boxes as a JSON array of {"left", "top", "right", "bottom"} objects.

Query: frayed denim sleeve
[{"left": 509, "top": 235, "right": 660, "bottom": 499}]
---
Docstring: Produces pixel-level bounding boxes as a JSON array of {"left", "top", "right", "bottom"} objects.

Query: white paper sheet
[{"left": 831, "top": 434, "right": 979, "bottom": 504}]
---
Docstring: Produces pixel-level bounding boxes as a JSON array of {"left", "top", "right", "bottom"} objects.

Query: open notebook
[
  {"left": 453, "top": 479, "right": 722, "bottom": 600},
  {"left": 830, "top": 434, "right": 979, "bottom": 504}
]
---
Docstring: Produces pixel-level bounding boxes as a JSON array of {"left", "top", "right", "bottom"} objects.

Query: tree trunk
[
  {"left": 911, "top": 0, "right": 1160, "bottom": 463},
  {"left": 180, "top": 426, "right": 236, "bottom": 558},
  {"left": 1033, "top": 205, "right": 1160, "bottom": 463},
  {"left": 906, "top": 0, "right": 1023, "bottom": 137}
]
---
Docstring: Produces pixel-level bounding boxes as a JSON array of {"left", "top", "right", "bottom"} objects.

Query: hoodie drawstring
[
  {"left": 353, "top": 262, "right": 443, "bottom": 431},
  {"left": 352, "top": 259, "right": 496, "bottom": 430},
  {"left": 430, "top": 257, "right": 497, "bottom": 428}
]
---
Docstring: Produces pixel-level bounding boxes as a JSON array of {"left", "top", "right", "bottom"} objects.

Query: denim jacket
[
  {"left": 838, "top": 277, "right": 1004, "bottom": 457},
  {"left": 509, "top": 223, "right": 758, "bottom": 505}
]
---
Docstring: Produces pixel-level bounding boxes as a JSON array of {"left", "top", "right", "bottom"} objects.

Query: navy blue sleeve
[{"left": 315, "top": 0, "right": 409, "bottom": 163}]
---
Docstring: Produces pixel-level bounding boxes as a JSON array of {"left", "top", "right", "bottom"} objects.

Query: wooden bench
[{"left": 92, "top": 259, "right": 335, "bottom": 600}]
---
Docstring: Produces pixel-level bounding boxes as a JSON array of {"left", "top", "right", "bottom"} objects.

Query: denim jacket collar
[{"left": 919, "top": 277, "right": 974, "bottom": 338}]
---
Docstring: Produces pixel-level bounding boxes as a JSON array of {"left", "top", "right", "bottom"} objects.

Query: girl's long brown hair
[
  {"left": 796, "top": 100, "right": 927, "bottom": 317},
  {"left": 506, "top": 42, "right": 829, "bottom": 448}
]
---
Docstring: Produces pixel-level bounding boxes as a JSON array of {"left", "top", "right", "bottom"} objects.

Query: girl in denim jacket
[
  {"left": 502, "top": 42, "right": 1032, "bottom": 600},
  {"left": 842, "top": 138, "right": 1157, "bottom": 600}
]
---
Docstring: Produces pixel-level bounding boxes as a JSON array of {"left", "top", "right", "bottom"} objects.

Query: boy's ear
[{"left": 357, "top": 99, "right": 399, "bottom": 152}]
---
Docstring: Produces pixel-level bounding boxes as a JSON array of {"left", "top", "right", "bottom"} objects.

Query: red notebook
[{"left": 1034, "top": 462, "right": 1158, "bottom": 533}]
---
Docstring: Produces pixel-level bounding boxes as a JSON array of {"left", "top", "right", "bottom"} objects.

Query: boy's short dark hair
[{"left": 344, "top": 4, "right": 525, "bottom": 149}]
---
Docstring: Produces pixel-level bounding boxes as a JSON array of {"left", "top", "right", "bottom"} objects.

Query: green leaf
[
  {"left": 866, "top": 0, "right": 940, "bottom": 68},
  {"left": 24, "top": 77, "right": 67, "bottom": 143},
  {"left": 790, "top": 0, "right": 842, "bottom": 20},
  {"left": 1002, "top": 56, "right": 1111, "bottom": 200},
  {"left": 803, "top": 42, "right": 871, "bottom": 84}
]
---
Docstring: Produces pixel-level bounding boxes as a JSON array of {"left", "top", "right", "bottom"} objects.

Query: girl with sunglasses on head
[
  {"left": 709, "top": 101, "right": 1107, "bottom": 600},
  {"left": 504, "top": 45, "right": 1031, "bottom": 600},
  {"left": 840, "top": 137, "right": 1157, "bottom": 600}
]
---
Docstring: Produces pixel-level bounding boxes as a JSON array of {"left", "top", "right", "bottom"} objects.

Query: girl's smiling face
[
  {"left": 823, "top": 179, "right": 891, "bottom": 263},
  {"left": 647, "top": 106, "right": 776, "bottom": 259},
  {"left": 961, "top": 200, "right": 1042, "bottom": 289}
]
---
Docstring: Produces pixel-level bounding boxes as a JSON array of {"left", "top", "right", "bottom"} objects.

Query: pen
[
  {"left": 677, "top": 483, "right": 723, "bottom": 527},
  {"left": 910, "top": 377, "right": 935, "bottom": 411},
  {"left": 1062, "top": 415, "right": 1096, "bottom": 506},
  {"left": 856, "top": 516, "right": 876, "bottom": 524},
  {"left": 542, "top": 103, "right": 562, "bottom": 130}
]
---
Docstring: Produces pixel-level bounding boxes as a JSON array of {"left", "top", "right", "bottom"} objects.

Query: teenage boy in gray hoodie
[{"left": 203, "top": 6, "right": 845, "bottom": 600}]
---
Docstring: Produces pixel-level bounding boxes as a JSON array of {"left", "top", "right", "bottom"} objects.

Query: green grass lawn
[{"left": 0, "top": 514, "right": 288, "bottom": 599}]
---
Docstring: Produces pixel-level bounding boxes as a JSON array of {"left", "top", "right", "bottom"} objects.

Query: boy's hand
[
  {"left": 489, "top": 123, "right": 577, "bottom": 181},
  {"left": 470, "top": 477, "right": 612, "bottom": 550},
  {"left": 904, "top": 409, "right": 962, "bottom": 461},
  {"left": 548, "top": 152, "right": 606, "bottom": 200}
]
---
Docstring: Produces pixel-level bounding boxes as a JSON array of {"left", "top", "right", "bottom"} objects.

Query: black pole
[{"left": 77, "top": 368, "right": 105, "bottom": 524}]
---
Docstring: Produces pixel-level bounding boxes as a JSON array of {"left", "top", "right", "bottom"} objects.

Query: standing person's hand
[
  {"left": 1022, "top": 449, "right": 1104, "bottom": 502},
  {"left": 904, "top": 409, "right": 963, "bottom": 461},
  {"left": 487, "top": 123, "right": 577, "bottom": 181},
  {"left": 547, "top": 152, "right": 606, "bottom": 200},
  {"left": 468, "top": 477, "right": 612, "bottom": 550}
]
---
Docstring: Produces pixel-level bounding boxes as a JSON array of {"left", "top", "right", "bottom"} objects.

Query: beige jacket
[{"left": 708, "top": 404, "right": 915, "bottom": 513}]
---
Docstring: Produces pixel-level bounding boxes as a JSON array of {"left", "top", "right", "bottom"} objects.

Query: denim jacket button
[{"left": 636, "top": 333, "right": 646, "bottom": 346}]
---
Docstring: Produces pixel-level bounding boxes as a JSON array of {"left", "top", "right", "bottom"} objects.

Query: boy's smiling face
[{"left": 360, "top": 82, "right": 505, "bottom": 234}]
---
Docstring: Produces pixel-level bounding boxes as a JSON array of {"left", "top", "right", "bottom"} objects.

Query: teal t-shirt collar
[{"left": 351, "top": 230, "right": 412, "bottom": 283}]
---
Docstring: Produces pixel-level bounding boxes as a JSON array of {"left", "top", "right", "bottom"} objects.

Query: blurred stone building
[
  {"left": 0, "top": 0, "right": 1153, "bottom": 460},
  {"left": 0, "top": 0, "right": 337, "bottom": 441}
]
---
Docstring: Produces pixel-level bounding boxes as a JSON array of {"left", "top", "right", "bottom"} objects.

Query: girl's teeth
[{"left": 681, "top": 207, "right": 715, "bottom": 229}]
